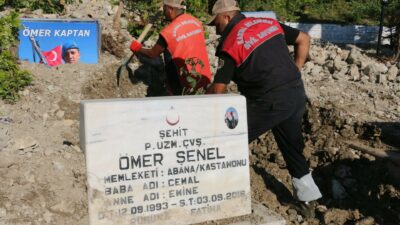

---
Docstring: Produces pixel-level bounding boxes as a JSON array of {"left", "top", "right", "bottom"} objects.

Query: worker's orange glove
[{"left": 130, "top": 40, "right": 142, "bottom": 53}]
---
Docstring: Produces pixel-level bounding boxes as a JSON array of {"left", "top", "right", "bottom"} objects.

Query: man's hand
[
  {"left": 206, "top": 83, "right": 227, "bottom": 94},
  {"left": 130, "top": 40, "right": 143, "bottom": 53},
  {"left": 294, "top": 31, "right": 311, "bottom": 71}
]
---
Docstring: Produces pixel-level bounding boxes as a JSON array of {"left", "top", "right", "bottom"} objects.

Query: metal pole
[
  {"left": 377, "top": 0, "right": 388, "bottom": 56},
  {"left": 23, "top": 25, "right": 48, "bottom": 65},
  {"left": 28, "top": 35, "right": 48, "bottom": 65},
  {"left": 32, "top": 45, "right": 36, "bottom": 63}
]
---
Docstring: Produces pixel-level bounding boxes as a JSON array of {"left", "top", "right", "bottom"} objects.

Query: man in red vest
[
  {"left": 206, "top": 0, "right": 322, "bottom": 218},
  {"left": 130, "top": 0, "right": 212, "bottom": 95}
]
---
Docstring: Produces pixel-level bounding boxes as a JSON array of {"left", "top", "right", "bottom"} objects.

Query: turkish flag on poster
[{"left": 42, "top": 46, "right": 62, "bottom": 67}]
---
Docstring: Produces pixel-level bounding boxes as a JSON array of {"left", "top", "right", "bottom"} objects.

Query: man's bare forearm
[
  {"left": 206, "top": 83, "right": 227, "bottom": 94},
  {"left": 294, "top": 31, "right": 311, "bottom": 70},
  {"left": 138, "top": 44, "right": 165, "bottom": 58}
]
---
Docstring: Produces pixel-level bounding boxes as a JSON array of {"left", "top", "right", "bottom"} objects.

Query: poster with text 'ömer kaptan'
[
  {"left": 19, "top": 18, "right": 100, "bottom": 66},
  {"left": 80, "top": 94, "right": 251, "bottom": 225}
]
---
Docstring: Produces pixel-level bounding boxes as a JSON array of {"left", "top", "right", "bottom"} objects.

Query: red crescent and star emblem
[{"left": 166, "top": 106, "right": 180, "bottom": 126}]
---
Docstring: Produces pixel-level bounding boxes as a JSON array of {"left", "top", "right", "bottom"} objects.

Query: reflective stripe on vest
[
  {"left": 222, "top": 17, "right": 284, "bottom": 67},
  {"left": 160, "top": 14, "right": 212, "bottom": 93}
]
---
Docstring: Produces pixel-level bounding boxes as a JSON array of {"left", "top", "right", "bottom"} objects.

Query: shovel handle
[
  {"left": 123, "top": 24, "right": 153, "bottom": 65},
  {"left": 137, "top": 23, "right": 153, "bottom": 43}
]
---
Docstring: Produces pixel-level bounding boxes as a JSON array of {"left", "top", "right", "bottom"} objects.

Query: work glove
[{"left": 130, "top": 40, "right": 142, "bottom": 53}]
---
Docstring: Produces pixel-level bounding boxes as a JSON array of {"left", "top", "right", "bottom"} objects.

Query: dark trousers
[{"left": 247, "top": 82, "right": 309, "bottom": 179}]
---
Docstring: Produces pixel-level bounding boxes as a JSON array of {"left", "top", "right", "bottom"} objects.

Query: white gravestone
[{"left": 80, "top": 94, "right": 251, "bottom": 225}]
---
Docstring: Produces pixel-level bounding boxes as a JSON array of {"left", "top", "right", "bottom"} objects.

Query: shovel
[
  {"left": 344, "top": 140, "right": 400, "bottom": 166},
  {"left": 116, "top": 23, "right": 153, "bottom": 86}
]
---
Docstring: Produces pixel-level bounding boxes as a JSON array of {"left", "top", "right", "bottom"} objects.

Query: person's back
[
  {"left": 129, "top": 0, "right": 212, "bottom": 95},
  {"left": 160, "top": 13, "right": 212, "bottom": 95},
  {"left": 219, "top": 15, "right": 301, "bottom": 98}
]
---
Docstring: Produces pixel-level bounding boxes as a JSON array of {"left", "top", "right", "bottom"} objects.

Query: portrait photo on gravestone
[{"left": 18, "top": 18, "right": 100, "bottom": 66}]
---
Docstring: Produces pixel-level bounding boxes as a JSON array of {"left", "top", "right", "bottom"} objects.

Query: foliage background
[
  {"left": 0, "top": 12, "right": 32, "bottom": 103},
  {"left": 124, "top": 0, "right": 399, "bottom": 56},
  {"left": 0, "top": 0, "right": 65, "bottom": 13},
  {"left": 1, "top": 0, "right": 398, "bottom": 54}
]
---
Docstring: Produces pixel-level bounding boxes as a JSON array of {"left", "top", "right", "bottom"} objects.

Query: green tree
[
  {"left": 0, "top": 0, "right": 65, "bottom": 13},
  {"left": 0, "top": 12, "right": 33, "bottom": 103},
  {"left": 385, "top": 0, "right": 400, "bottom": 59}
]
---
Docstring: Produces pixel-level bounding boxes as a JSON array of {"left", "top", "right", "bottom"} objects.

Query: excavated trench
[{"left": 80, "top": 65, "right": 400, "bottom": 225}]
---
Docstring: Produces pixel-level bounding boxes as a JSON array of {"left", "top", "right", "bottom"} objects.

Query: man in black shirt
[{"left": 206, "top": 0, "right": 322, "bottom": 218}]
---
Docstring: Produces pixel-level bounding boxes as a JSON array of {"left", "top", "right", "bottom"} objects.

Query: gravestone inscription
[{"left": 80, "top": 94, "right": 251, "bottom": 225}]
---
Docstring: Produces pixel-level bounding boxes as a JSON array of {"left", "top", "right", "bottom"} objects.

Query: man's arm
[
  {"left": 293, "top": 31, "right": 310, "bottom": 70},
  {"left": 137, "top": 43, "right": 165, "bottom": 59},
  {"left": 206, "top": 53, "right": 235, "bottom": 94},
  {"left": 280, "top": 23, "right": 311, "bottom": 71},
  {"left": 206, "top": 83, "right": 227, "bottom": 94},
  {"left": 130, "top": 35, "right": 166, "bottom": 58}
]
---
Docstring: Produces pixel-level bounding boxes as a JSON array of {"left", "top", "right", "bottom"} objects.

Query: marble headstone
[{"left": 80, "top": 94, "right": 251, "bottom": 225}]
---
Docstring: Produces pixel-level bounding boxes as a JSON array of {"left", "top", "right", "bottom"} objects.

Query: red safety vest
[
  {"left": 222, "top": 17, "right": 284, "bottom": 67},
  {"left": 160, "top": 14, "right": 212, "bottom": 94}
]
